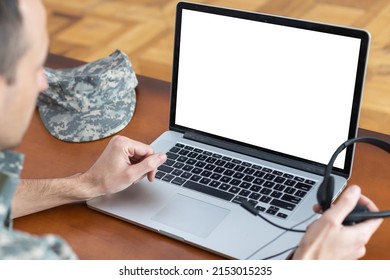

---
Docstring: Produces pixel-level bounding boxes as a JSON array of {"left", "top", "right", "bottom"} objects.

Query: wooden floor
[{"left": 43, "top": 0, "right": 390, "bottom": 135}]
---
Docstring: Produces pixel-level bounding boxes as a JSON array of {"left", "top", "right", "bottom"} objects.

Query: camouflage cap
[{"left": 37, "top": 50, "right": 137, "bottom": 142}]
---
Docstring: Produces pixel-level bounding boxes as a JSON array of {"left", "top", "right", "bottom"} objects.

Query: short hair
[{"left": 0, "top": 0, "right": 28, "bottom": 85}]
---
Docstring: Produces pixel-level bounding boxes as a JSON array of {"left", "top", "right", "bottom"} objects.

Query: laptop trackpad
[{"left": 152, "top": 194, "right": 230, "bottom": 238}]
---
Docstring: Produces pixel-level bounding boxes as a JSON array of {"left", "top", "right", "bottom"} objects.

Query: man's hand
[
  {"left": 293, "top": 185, "right": 383, "bottom": 259},
  {"left": 81, "top": 135, "right": 167, "bottom": 199}
]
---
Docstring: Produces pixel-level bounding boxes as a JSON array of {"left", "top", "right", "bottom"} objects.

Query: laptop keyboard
[{"left": 155, "top": 143, "right": 316, "bottom": 219}]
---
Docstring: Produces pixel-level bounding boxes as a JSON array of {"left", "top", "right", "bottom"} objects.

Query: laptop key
[
  {"left": 155, "top": 171, "right": 166, "bottom": 179},
  {"left": 196, "top": 154, "right": 207, "bottom": 161},
  {"left": 294, "top": 176, "right": 305, "bottom": 182},
  {"left": 190, "top": 175, "right": 202, "bottom": 182},
  {"left": 266, "top": 208, "right": 278, "bottom": 215},
  {"left": 219, "top": 183, "right": 230, "bottom": 191},
  {"left": 177, "top": 156, "right": 188, "bottom": 162},
  {"left": 173, "top": 162, "right": 184, "bottom": 169},
  {"left": 271, "top": 191, "right": 283, "bottom": 198},
  {"left": 295, "top": 190, "right": 307, "bottom": 198},
  {"left": 220, "top": 176, "right": 231, "bottom": 183},
  {"left": 270, "top": 198, "right": 296, "bottom": 211},
  {"left": 214, "top": 167, "right": 225, "bottom": 173},
  {"left": 249, "top": 192, "right": 261, "bottom": 200},
  {"left": 256, "top": 205, "right": 266, "bottom": 212},
  {"left": 182, "top": 165, "right": 193, "bottom": 172},
  {"left": 244, "top": 168, "right": 255, "bottom": 175},
  {"left": 230, "top": 179, "right": 241, "bottom": 186},
  {"left": 204, "top": 164, "right": 216, "bottom": 171},
  {"left": 239, "top": 189, "right": 251, "bottom": 197},
  {"left": 260, "top": 196, "right": 272, "bottom": 203},
  {"left": 172, "top": 169, "right": 183, "bottom": 176},
  {"left": 186, "top": 158, "right": 197, "bottom": 165},
  {"left": 250, "top": 185, "right": 261, "bottom": 192},
  {"left": 191, "top": 167, "right": 202, "bottom": 174},
  {"left": 165, "top": 159, "right": 175, "bottom": 166},
  {"left": 200, "top": 178, "right": 211, "bottom": 185},
  {"left": 228, "top": 186, "right": 241, "bottom": 194},
  {"left": 239, "top": 182, "right": 251, "bottom": 189},
  {"left": 200, "top": 170, "right": 212, "bottom": 177},
  {"left": 162, "top": 174, "right": 175, "bottom": 182},
  {"left": 158, "top": 165, "right": 174, "bottom": 173},
  {"left": 172, "top": 177, "right": 186, "bottom": 186},
  {"left": 263, "top": 181, "right": 275, "bottom": 188},
  {"left": 274, "top": 184, "right": 285, "bottom": 191},
  {"left": 295, "top": 182, "right": 313, "bottom": 192},
  {"left": 180, "top": 172, "right": 192, "bottom": 179},
  {"left": 183, "top": 181, "right": 235, "bottom": 201},
  {"left": 215, "top": 160, "right": 226, "bottom": 166},
  {"left": 305, "top": 179, "right": 316, "bottom": 185},
  {"left": 284, "top": 179, "right": 296, "bottom": 186},
  {"left": 274, "top": 176, "right": 286, "bottom": 183},
  {"left": 262, "top": 167, "right": 272, "bottom": 173},
  {"left": 232, "top": 196, "right": 248, "bottom": 204},
  {"left": 281, "top": 194, "right": 301, "bottom": 204},
  {"left": 248, "top": 199, "right": 258, "bottom": 206},
  {"left": 284, "top": 186, "right": 296, "bottom": 194},
  {"left": 209, "top": 180, "right": 221, "bottom": 188},
  {"left": 187, "top": 152, "right": 199, "bottom": 158},
  {"left": 195, "top": 161, "right": 206, "bottom": 168},
  {"left": 210, "top": 173, "right": 222, "bottom": 180},
  {"left": 166, "top": 152, "right": 179, "bottom": 160},
  {"left": 224, "top": 162, "right": 236, "bottom": 169},
  {"left": 179, "top": 149, "right": 190, "bottom": 156},
  {"left": 253, "top": 178, "right": 265, "bottom": 185},
  {"left": 283, "top": 173, "right": 294, "bottom": 179},
  {"left": 169, "top": 147, "right": 181, "bottom": 153},
  {"left": 243, "top": 175, "right": 255, "bottom": 182},
  {"left": 233, "top": 172, "right": 244, "bottom": 179},
  {"left": 277, "top": 213, "right": 288, "bottom": 219},
  {"left": 264, "top": 173, "right": 275, "bottom": 180},
  {"left": 223, "top": 169, "right": 235, "bottom": 176},
  {"left": 234, "top": 165, "right": 245, "bottom": 172}
]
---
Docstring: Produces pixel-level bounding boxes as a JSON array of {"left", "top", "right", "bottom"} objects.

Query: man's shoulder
[{"left": 0, "top": 229, "right": 77, "bottom": 260}]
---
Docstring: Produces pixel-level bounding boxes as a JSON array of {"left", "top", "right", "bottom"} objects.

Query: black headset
[
  {"left": 317, "top": 136, "right": 390, "bottom": 225},
  {"left": 241, "top": 135, "right": 390, "bottom": 233}
]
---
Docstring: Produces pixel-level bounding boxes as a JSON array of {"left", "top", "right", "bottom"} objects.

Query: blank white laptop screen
[{"left": 175, "top": 10, "right": 362, "bottom": 168}]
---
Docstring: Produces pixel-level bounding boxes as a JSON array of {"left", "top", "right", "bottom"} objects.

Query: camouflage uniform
[
  {"left": 0, "top": 150, "right": 77, "bottom": 259},
  {"left": 37, "top": 49, "right": 138, "bottom": 143}
]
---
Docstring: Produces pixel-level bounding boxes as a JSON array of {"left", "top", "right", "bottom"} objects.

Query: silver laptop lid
[{"left": 169, "top": 2, "right": 370, "bottom": 178}]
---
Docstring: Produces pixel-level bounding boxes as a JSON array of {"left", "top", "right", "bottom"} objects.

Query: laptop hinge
[{"left": 184, "top": 131, "right": 332, "bottom": 177}]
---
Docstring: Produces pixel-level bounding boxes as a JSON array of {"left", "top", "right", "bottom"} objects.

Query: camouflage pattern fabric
[
  {"left": 37, "top": 49, "right": 138, "bottom": 142},
  {"left": 0, "top": 150, "right": 77, "bottom": 259}
]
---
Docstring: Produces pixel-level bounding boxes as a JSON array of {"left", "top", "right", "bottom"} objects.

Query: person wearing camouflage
[
  {"left": 0, "top": 0, "right": 167, "bottom": 259},
  {"left": 0, "top": 0, "right": 383, "bottom": 260}
]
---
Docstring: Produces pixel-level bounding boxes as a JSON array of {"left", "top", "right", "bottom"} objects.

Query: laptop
[{"left": 87, "top": 2, "right": 370, "bottom": 259}]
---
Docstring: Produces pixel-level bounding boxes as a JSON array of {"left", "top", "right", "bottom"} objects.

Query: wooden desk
[{"left": 14, "top": 54, "right": 390, "bottom": 260}]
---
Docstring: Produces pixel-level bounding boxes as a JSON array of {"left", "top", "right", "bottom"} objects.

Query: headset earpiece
[
  {"left": 317, "top": 175, "right": 334, "bottom": 211},
  {"left": 317, "top": 136, "right": 390, "bottom": 225}
]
